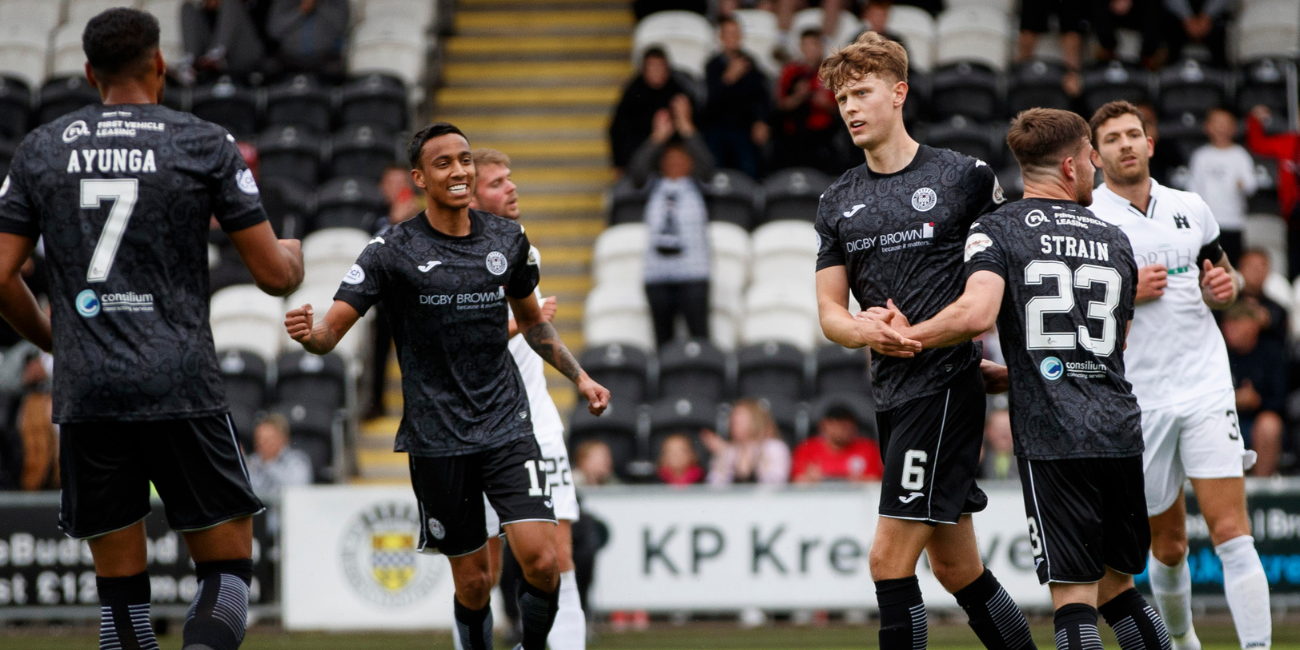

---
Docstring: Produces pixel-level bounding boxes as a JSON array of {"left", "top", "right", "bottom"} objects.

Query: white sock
[
  {"left": 1217, "top": 536, "right": 1272, "bottom": 650},
  {"left": 1148, "top": 551, "right": 1197, "bottom": 649},
  {"left": 547, "top": 570, "right": 586, "bottom": 650}
]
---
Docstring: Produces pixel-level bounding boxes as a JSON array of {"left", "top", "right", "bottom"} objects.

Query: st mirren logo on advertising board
[{"left": 339, "top": 501, "right": 445, "bottom": 607}]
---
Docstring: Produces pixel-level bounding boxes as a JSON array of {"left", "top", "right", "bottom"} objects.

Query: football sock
[
  {"left": 954, "top": 568, "right": 1037, "bottom": 650},
  {"left": 1216, "top": 536, "right": 1272, "bottom": 649},
  {"left": 876, "top": 575, "right": 927, "bottom": 650},
  {"left": 519, "top": 579, "right": 560, "bottom": 650},
  {"left": 455, "top": 596, "right": 494, "bottom": 650},
  {"left": 1099, "top": 588, "right": 1172, "bottom": 650},
  {"left": 548, "top": 570, "right": 586, "bottom": 650},
  {"left": 1054, "top": 603, "right": 1103, "bottom": 650},
  {"left": 97, "top": 572, "right": 159, "bottom": 650},
  {"left": 182, "top": 559, "right": 251, "bottom": 650},
  {"left": 1148, "top": 552, "right": 1199, "bottom": 650}
]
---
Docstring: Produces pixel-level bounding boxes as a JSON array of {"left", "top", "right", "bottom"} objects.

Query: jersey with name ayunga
[
  {"left": 335, "top": 209, "right": 539, "bottom": 457},
  {"left": 966, "top": 199, "right": 1143, "bottom": 459},
  {"left": 815, "top": 145, "right": 1004, "bottom": 410},
  {"left": 1090, "top": 179, "right": 1234, "bottom": 409},
  {"left": 0, "top": 104, "right": 267, "bottom": 423}
]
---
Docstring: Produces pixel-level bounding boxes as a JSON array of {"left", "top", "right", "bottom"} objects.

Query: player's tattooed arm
[
  {"left": 0, "top": 234, "right": 50, "bottom": 352},
  {"left": 511, "top": 293, "right": 610, "bottom": 414},
  {"left": 523, "top": 321, "right": 583, "bottom": 382},
  {"left": 285, "top": 300, "right": 362, "bottom": 356}
]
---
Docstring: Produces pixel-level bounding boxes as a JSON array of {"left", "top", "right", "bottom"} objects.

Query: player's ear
[
  {"left": 1146, "top": 135, "right": 1156, "bottom": 159},
  {"left": 410, "top": 168, "right": 426, "bottom": 190},
  {"left": 894, "top": 80, "right": 908, "bottom": 108},
  {"left": 84, "top": 62, "right": 99, "bottom": 90}
]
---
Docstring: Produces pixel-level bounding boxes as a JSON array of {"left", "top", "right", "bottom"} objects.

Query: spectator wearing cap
[
  {"left": 702, "top": 17, "right": 773, "bottom": 179},
  {"left": 246, "top": 414, "right": 313, "bottom": 494},
  {"left": 1222, "top": 304, "right": 1285, "bottom": 477},
  {"left": 701, "top": 399, "right": 791, "bottom": 485},
  {"left": 1188, "top": 108, "right": 1255, "bottom": 264},
  {"left": 791, "top": 402, "right": 883, "bottom": 482},
  {"left": 774, "top": 29, "right": 839, "bottom": 173},
  {"left": 610, "top": 48, "right": 698, "bottom": 171}
]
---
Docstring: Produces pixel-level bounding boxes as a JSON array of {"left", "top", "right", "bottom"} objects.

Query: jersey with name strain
[
  {"left": 334, "top": 209, "right": 539, "bottom": 457},
  {"left": 0, "top": 104, "right": 268, "bottom": 423},
  {"left": 815, "top": 145, "right": 1004, "bottom": 410},
  {"left": 965, "top": 198, "right": 1143, "bottom": 460}
]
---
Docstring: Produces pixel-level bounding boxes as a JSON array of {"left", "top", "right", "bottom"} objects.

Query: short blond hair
[
  {"left": 472, "top": 148, "right": 510, "bottom": 168},
  {"left": 818, "top": 31, "right": 908, "bottom": 94}
]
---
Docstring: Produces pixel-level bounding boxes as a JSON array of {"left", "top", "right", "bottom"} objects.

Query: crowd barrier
[{"left": 2, "top": 480, "right": 1300, "bottom": 628}]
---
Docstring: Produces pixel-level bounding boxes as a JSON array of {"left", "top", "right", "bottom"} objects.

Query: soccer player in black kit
[
  {"left": 0, "top": 9, "right": 305, "bottom": 650},
  {"left": 868, "top": 108, "right": 1172, "bottom": 650},
  {"left": 283, "top": 122, "right": 610, "bottom": 650},
  {"left": 813, "top": 32, "right": 1036, "bottom": 650}
]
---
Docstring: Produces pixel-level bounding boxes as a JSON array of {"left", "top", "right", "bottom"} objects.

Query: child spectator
[
  {"left": 574, "top": 439, "right": 619, "bottom": 487},
  {"left": 657, "top": 433, "right": 705, "bottom": 485},
  {"left": 1188, "top": 108, "right": 1255, "bottom": 263},
  {"left": 701, "top": 398, "right": 791, "bottom": 485},
  {"left": 791, "top": 403, "right": 883, "bottom": 482}
]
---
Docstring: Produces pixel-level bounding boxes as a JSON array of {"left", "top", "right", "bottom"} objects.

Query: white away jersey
[
  {"left": 1089, "top": 179, "right": 1234, "bottom": 409},
  {"left": 507, "top": 246, "right": 565, "bottom": 437}
]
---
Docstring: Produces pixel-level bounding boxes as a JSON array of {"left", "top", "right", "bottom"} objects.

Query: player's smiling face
[
  {"left": 471, "top": 163, "right": 519, "bottom": 219},
  {"left": 1092, "top": 113, "right": 1153, "bottom": 186},
  {"left": 413, "top": 133, "right": 475, "bottom": 210},
  {"left": 835, "top": 73, "right": 906, "bottom": 150}
]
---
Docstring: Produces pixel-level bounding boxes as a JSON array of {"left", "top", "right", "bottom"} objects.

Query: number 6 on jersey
[{"left": 81, "top": 178, "right": 139, "bottom": 283}]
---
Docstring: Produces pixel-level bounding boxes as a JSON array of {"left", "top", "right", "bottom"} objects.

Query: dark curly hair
[
  {"left": 408, "top": 122, "right": 468, "bottom": 169},
  {"left": 82, "top": 8, "right": 160, "bottom": 79}
]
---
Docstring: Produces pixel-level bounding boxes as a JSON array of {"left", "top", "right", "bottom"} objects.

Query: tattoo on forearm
[{"left": 524, "top": 321, "right": 583, "bottom": 382}]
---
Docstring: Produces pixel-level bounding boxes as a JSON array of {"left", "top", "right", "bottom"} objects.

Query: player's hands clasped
[
  {"left": 284, "top": 304, "right": 315, "bottom": 343},
  {"left": 854, "top": 299, "right": 921, "bottom": 358},
  {"left": 980, "top": 359, "right": 1010, "bottom": 394},
  {"left": 578, "top": 376, "right": 611, "bottom": 416},
  {"left": 1200, "top": 259, "right": 1236, "bottom": 305},
  {"left": 1135, "top": 264, "right": 1168, "bottom": 302}
]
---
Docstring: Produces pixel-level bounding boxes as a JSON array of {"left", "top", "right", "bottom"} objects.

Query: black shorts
[
  {"left": 59, "top": 414, "right": 263, "bottom": 539},
  {"left": 410, "top": 434, "right": 556, "bottom": 557},
  {"left": 1020, "top": 0, "right": 1086, "bottom": 34},
  {"left": 876, "top": 363, "right": 988, "bottom": 524},
  {"left": 1019, "top": 455, "right": 1150, "bottom": 585}
]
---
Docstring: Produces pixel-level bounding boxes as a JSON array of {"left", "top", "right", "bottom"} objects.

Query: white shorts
[
  {"left": 486, "top": 425, "right": 578, "bottom": 536},
  {"left": 1142, "top": 388, "right": 1255, "bottom": 517}
]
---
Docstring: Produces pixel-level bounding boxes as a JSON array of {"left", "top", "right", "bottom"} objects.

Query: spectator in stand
[
  {"left": 629, "top": 99, "right": 716, "bottom": 346},
  {"left": 701, "top": 399, "right": 791, "bottom": 485},
  {"left": 979, "top": 409, "right": 1017, "bottom": 480},
  {"left": 180, "top": 0, "right": 269, "bottom": 83},
  {"left": 775, "top": 0, "right": 846, "bottom": 48},
  {"left": 246, "top": 414, "right": 314, "bottom": 494},
  {"left": 363, "top": 166, "right": 422, "bottom": 419},
  {"left": 1162, "top": 0, "right": 1231, "bottom": 68},
  {"left": 774, "top": 29, "right": 839, "bottom": 173},
  {"left": 1246, "top": 104, "right": 1300, "bottom": 278},
  {"left": 657, "top": 433, "right": 705, "bottom": 485},
  {"left": 791, "top": 403, "right": 883, "bottom": 482},
  {"left": 1222, "top": 304, "right": 1285, "bottom": 477},
  {"left": 1091, "top": 0, "right": 1166, "bottom": 70},
  {"left": 1137, "top": 103, "right": 1181, "bottom": 186},
  {"left": 265, "top": 0, "right": 350, "bottom": 79},
  {"left": 1015, "top": 1, "right": 1083, "bottom": 97},
  {"left": 610, "top": 47, "right": 697, "bottom": 171},
  {"left": 1188, "top": 108, "right": 1256, "bottom": 264},
  {"left": 703, "top": 17, "right": 773, "bottom": 179},
  {"left": 379, "top": 164, "right": 422, "bottom": 229},
  {"left": 574, "top": 439, "right": 619, "bottom": 486},
  {"left": 1237, "top": 248, "right": 1289, "bottom": 348}
]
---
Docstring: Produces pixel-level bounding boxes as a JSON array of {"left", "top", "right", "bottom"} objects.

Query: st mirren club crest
[{"left": 340, "top": 502, "right": 445, "bottom": 606}]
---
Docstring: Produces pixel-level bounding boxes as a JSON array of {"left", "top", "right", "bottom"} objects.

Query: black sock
[
  {"left": 182, "top": 559, "right": 252, "bottom": 650},
  {"left": 1054, "top": 603, "right": 1104, "bottom": 650},
  {"left": 518, "top": 579, "right": 559, "bottom": 650},
  {"left": 954, "top": 569, "right": 1038, "bottom": 650},
  {"left": 455, "top": 596, "right": 494, "bottom": 650},
  {"left": 877, "top": 576, "right": 927, "bottom": 650},
  {"left": 1099, "top": 588, "right": 1173, "bottom": 650},
  {"left": 97, "top": 572, "right": 159, "bottom": 650}
]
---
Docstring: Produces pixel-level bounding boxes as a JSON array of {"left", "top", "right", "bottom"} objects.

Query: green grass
[{"left": 3, "top": 622, "right": 1300, "bottom": 650}]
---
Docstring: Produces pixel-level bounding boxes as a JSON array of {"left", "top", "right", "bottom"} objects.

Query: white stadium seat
[
  {"left": 362, "top": 0, "right": 436, "bottom": 31},
  {"left": 751, "top": 220, "right": 818, "bottom": 286},
  {"left": 935, "top": 6, "right": 1010, "bottom": 71},
  {"left": 303, "top": 227, "right": 373, "bottom": 289},
  {"left": 709, "top": 221, "right": 750, "bottom": 291},
  {"left": 349, "top": 19, "right": 428, "bottom": 86},
  {"left": 943, "top": 0, "right": 1014, "bottom": 13},
  {"left": 51, "top": 23, "right": 87, "bottom": 79},
  {"left": 283, "top": 282, "right": 370, "bottom": 361},
  {"left": 0, "top": 0, "right": 63, "bottom": 37},
  {"left": 1244, "top": 214, "right": 1288, "bottom": 276},
  {"left": 0, "top": 23, "right": 48, "bottom": 88},
  {"left": 141, "top": 0, "right": 184, "bottom": 63},
  {"left": 710, "top": 282, "right": 744, "bottom": 352},
  {"left": 1235, "top": 0, "right": 1300, "bottom": 61},
  {"left": 68, "top": 0, "right": 139, "bottom": 26},
  {"left": 584, "top": 283, "right": 655, "bottom": 351},
  {"left": 592, "top": 223, "right": 647, "bottom": 289},
  {"left": 886, "top": 5, "right": 936, "bottom": 72},
  {"left": 733, "top": 8, "right": 781, "bottom": 77},
  {"left": 791, "top": 8, "right": 863, "bottom": 50},
  {"left": 211, "top": 284, "right": 288, "bottom": 362},
  {"left": 632, "top": 10, "right": 715, "bottom": 78},
  {"left": 743, "top": 281, "right": 820, "bottom": 351}
]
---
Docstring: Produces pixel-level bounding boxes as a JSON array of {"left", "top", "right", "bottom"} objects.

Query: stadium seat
[
  {"left": 710, "top": 283, "right": 743, "bottom": 352},
  {"left": 902, "top": 70, "right": 930, "bottom": 125},
  {"left": 259, "top": 177, "right": 315, "bottom": 239},
  {"left": 0, "top": 138, "right": 16, "bottom": 179},
  {"left": 276, "top": 350, "right": 348, "bottom": 413},
  {"left": 210, "top": 284, "right": 288, "bottom": 362},
  {"left": 1158, "top": 60, "right": 1229, "bottom": 119},
  {"left": 921, "top": 115, "right": 1002, "bottom": 168},
  {"left": 268, "top": 399, "right": 338, "bottom": 482},
  {"left": 1236, "top": 58, "right": 1293, "bottom": 118},
  {"left": 935, "top": 6, "right": 1010, "bottom": 71},
  {"left": 737, "top": 340, "right": 808, "bottom": 401},
  {"left": 0, "top": 0, "right": 63, "bottom": 37},
  {"left": 190, "top": 77, "right": 259, "bottom": 140},
  {"left": 733, "top": 8, "right": 781, "bottom": 77},
  {"left": 705, "top": 169, "right": 762, "bottom": 231},
  {"left": 266, "top": 75, "right": 335, "bottom": 134},
  {"left": 750, "top": 395, "right": 807, "bottom": 448},
  {"left": 1245, "top": 214, "right": 1288, "bottom": 275},
  {"left": 584, "top": 283, "right": 655, "bottom": 350},
  {"left": 1235, "top": 0, "right": 1300, "bottom": 61},
  {"left": 0, "top": 77, "right": 30, "bottom": 140},
  {"left": 815, "top": 345, "right": 870, "bottom": 398},
  {"left": 362, "top": 0, "right": 437, "bottom": 30},
  {"left": 887, "top": 5, "right": 937, "bottom": 73},
  {"left": 648, "top": 395, "right": 719, "bottom": 465},
  {"left": 592, "top": 223, "right": 647, "bottom": 289},
  {"left": 315, "top": 176, "right": 387, "bottom": 232},
  {"left": 632, "top": 10, "right": 716, "bottom": 78},
  {"left": 567, "top": 398, "right": 644, "bottom": 481},
  {"left": 1007, "top": 60, "right": 1071, "bottom": 116},
  {"left": 303, "top": 227, "right": 372, "bottom": 284},
  {"left": 944, "top": 0, "right": 1014, "bottom": 12},
  {"left": 68, "top": 0, "right": 136, "bottom": 25},
  {"left": 217, "top": 348, "right": 269, "bottom": 441},
  {"left": 1157, "top": 112, "right": 1208, "bottom": 165},
  {"left": 0, "top": 23, "right": 49, "bottom": 90},
  {"left": 283, "top": 282, "right": 370, "bottom": 361},
  {"left": 1248, "top": 155, "right": 1280, "bottom": 216},
  {"left": 607, "top": 176, "right": 652, "bottom": 226},
  {"left": 791, "top": 8, "right": 863, "bottom": 50},
  {"left": 37, "top": 76, "right": 101, "bottom": 125},
  {"left": 142, "top": 0, "right": 185, "bottom": 64},
  {"left": 658, "top": 337, "right": 729, "bottom": 402},
  {"left": 742, "top": 282, "right": 820, "bottom": 351},
  {"left": 810, "top": 392, "right": 877, "bottom": 439},
  {"left": 709, "top": 221, "right": 751, "bottom": 291},
  {"left": 50, "top": 24, "right": 88, "bottom": 80},
  {"left": 258, "top": 125, "right": 324, "bottom": 188},
  {"left": 930, "top": 61, "right": 1000, "bottom": 122},
  {"left": 751, "top": 220, "right": 817, "bottom": 287},
  {"left": 339, "top": 73, "right": 409, "bottom": 132},
  {"left": 581, "top": 343, "right": 652, "bottom": 404},
  {"left": 761, "top": 168, "right": 831, "bottom": 225},
  {"left": 330, "top": 124, "right": 399, "bottom": 182},
  {"left": 1081, "top": 62, "right": 1156, "bottom": 116},
  {"left": 349, "top": 21, "right": 428, "bottom": 87}
]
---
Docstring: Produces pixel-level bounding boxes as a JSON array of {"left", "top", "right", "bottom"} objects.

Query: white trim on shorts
[
  {"left": 1025, "top": 460, "right": 1056, "bottom": 583},
  {"left": 925, "top": 388, "right": 951, "bottom": 522}
]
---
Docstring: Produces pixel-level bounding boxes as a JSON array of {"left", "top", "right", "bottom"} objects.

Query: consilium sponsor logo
[
  {"left": 75, "top": 290, "right": 100, "bottom": 317},
  {"left": 1040, "top": 356, "right": 1063, "bottom": 381},
  {"left": 340, "top": 502, "right": 445, "bottom": 607},
  {"left": 99, "top": 291, "right": 154, "bottom": 313}
]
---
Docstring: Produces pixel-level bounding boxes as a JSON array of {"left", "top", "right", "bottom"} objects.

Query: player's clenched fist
[
  {"left": 285, "top": 304, "right": 315, "bottom": 342},
  {"left": 578, "top": 376, "right": 611, "bottom": 416},
  {"left": 1200, "top": 259, "right": 1236, "bottom": 305},
  {"left": 1135, "top": 264, "right": 1168, "bottom": 302}
]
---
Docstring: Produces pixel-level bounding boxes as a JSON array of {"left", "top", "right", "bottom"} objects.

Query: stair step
[
  {"left": 450, "top": 113, "right": 609, "bottom": 134},
  {"left": 446, "top": 34, "right": 631, "bottom": 57},
  {"left": 456, "top": 9, "right": 632, "bottom": 35},
  {"left": 461, "top": 0, "right": 628, "bottom": 6},
  {"left": 444, "top": 60, "right": 631, "bottom": 87},
  {"left": 519, "top": 218, "right": 606, "bottom": 240},
  {"left": 534, "top": 245, "right": 593, "bottom": 266},
  {"left": 439, "top": 86, "right": 620, "bottom": 109},
  {"left": 521, "top": 192, "right": 604, "bottom": 214}
]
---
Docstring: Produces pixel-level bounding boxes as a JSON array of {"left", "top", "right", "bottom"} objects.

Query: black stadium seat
[
  {"left": 1236, "top": 58, "right": 1292, "bottom": 118},
  {"left": 607, "top": 176, "right": 651, "bottom": 225},
  {"left": 190, "top": 77, "right": 259, "bottom": 140},
  {"left": 37, "top": 76, "right": 100, "bottom": 125},
  {"left": 1158, "top": 112, "right": 1208, "bottom": 165},
  {"left": 930, "top": 62, "right": 1000, "bottom": 123},
  {"left": 258, "top": 177, "right": 316, "bottom": 239},
  {"left": 761, "top": 167, "right": 831, "bottom": 224},
  {"left": 902, "top": 70, "right": 929, "bottom": 126},
  {"left": 1007, "top": 60, "right": 1071, "bottom": 116},
  {"left": 923, "top": 116, "right": 1002, "bottom": 167},
  {"left": 1158, "top": 60, "right": 1229, "bottom": 119},
  {"left": 658, "top": 337, "right": 729, "bottom": 403},
  {"left": 815, "top": 345, "right": 870, "bottom": 398},
  {"left": 314, "top": 176, "right": 387, "bottom": 232},
  {"left": 0, "top": 139, "right": 16, "bottom": 179},
  {"left": 272, "top": 350, "right": 348, "bottom": 482},
  {"left": 749, "top": 395, "right": 806, "bottom": 448},
  {"left": 339, "top": 73, "right": 409, "bottom": 132},
  {"left": 330, "top": 124, "right": 399, "bottom": 182},
  {"left": 648, "top": 395, "right": 718, "bottom": 467},
  {"left": 704, "top": 169, "right": 762, "bottom": 230},
  {"left": 1248, "top": 154, "right": 1280, "bottom": 215},
  {"left": 737, "top": 341, "right": 807, "bottom": 402},
  {"left": 269, "top": 401, "right": 336, "bottom": 482},
  {"left": 266, "top": 74, "right": 335, "bottom": 134},
  {"left": 217, "top": 349, "right": 269, "bottom": 444},
  {"left": 0, "top": 77, "right": 30, "bottom": 140},
  {"left": 580, "top": 343, "right": 651, "bottom": 404},
  {"left": 1082, "top": 62, "right": 1156, "bottom": 115},
  {"left": 811, "top": 392, "right": 877, "bottom": 440},
  {"left": 257, "top": 125, "right": 324, "bottom": 187},
  {"left": 567, "top": 398, "right": 643, "bottom": 481}
]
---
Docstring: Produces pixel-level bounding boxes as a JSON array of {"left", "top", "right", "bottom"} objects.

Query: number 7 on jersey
[{"left": 80, "top": 179, "right": 139, "bottom": 283}]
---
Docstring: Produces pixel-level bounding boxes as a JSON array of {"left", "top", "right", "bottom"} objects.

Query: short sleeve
[
  {"left": 211, "top": 131, "right": 269, "bottom": 233},
  {"left": 966, "top": 160, "right": 1007, "bottom": 221},
  {"left": 1114, "top": 231, "right": 1139, "bottom": 321},
  {"left": 814, "top": 193, "right": 845, "bottom": 270},
  {"left": 963, "top": 221, "right": 1008, "bottom": 279},
  {"left": 1196, "top": 195, "right": 1221, "bottom": 246},
  {"left": 505, "top": 233, "right": 540, "bottom": 299},
  {"left": 0, "top": 143, "right": 41, "bottom": 239},
  {"left": 333, "top": 240, "right": 386, "bottom": 316}
]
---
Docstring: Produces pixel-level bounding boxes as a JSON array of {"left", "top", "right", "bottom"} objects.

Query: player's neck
[
  {"left": 1103, "top": 174, "right": 1153, "bottom": 212},
  {"left": 861, "top": 126, "right": 919, "bottom": 175},
  {"left": 1022, "top": 176, "right": 1079, "bottom": 204},
  {"left": 99, "top": 81, "right": 159, "bottom": 106},
  {"left": 424, "top": 205, "right": 472, "bottom": 237}
]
